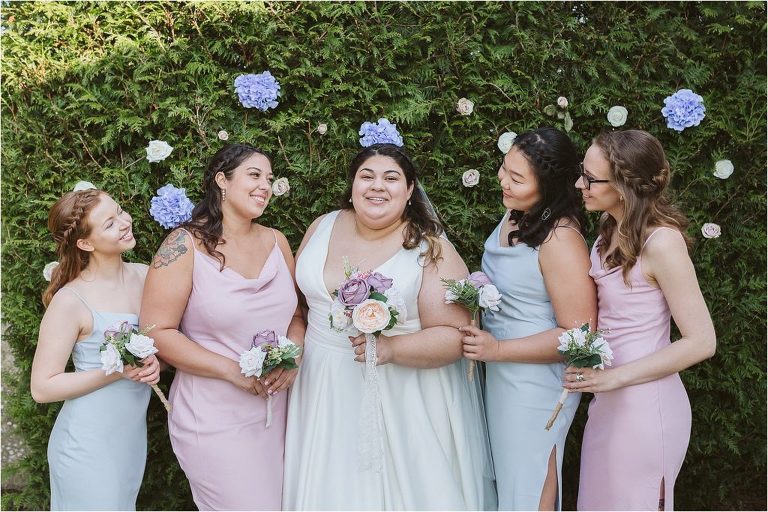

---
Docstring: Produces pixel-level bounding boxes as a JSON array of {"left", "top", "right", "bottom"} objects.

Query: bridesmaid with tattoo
[{"left": 141, "top": 144, "right": 305, "bottom": 510}]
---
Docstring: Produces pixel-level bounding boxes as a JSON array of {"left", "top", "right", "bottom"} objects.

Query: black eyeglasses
[{"left": 578, "top": 163, "right": 611, "bottom": 190}]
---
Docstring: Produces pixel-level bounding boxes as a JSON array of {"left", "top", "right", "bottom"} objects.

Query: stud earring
[
  {"left": 408, "top": 199, "right": 412, "bottom": 206},
  {"left": 348, "top": 198, "right": 352, "bottom": 203},
  {"left": 620, "top": 195, "right": 624, "bottom": 201}
]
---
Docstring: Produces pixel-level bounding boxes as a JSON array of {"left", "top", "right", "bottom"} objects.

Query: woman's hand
[
  {"left": 563, "top": 365, "right": 623, "bottom": 393},
  {"left": 262, "top": 361, "right": 301, "bottom": 395},
  {"left": 227, "top": 369, "right": 268, "bottom": 398},
  {"left": 351, "top": 334, "right": 393, "bottom": 365},
  {"left": 460, "top": 324, "right": 501, "bottom": 362},
  {"left": 136, "top": 355, "right": 161, "bottom": 385}
]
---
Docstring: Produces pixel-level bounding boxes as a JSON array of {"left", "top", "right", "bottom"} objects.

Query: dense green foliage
[{"left": 2, "top": 2, "right": 765, "bottom": 509}]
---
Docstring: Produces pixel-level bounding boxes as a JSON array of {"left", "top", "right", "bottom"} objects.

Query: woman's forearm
[
  {"left": 31, "top": 369, "right": 123, "bottom": 403},
  {"left": 387, "top": 326, "right": 463, "bottom": 369},
  {"left": 153, "top": 327, "right": 239, "bottom": 380}
]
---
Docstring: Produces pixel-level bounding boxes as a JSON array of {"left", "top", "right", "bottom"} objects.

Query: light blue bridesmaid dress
[
  {"left": 47, "top": 288, "right": 150, "bottom": 511},
  {"left": 481, "top": 213, "right": 581, "bottom": 510}
]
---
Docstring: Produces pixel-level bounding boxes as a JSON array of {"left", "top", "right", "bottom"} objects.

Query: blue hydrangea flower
[
  {"left": 359, "top": 118, "right": 404, "bottom": 147},
  {"left": 150, "top": 184, "right": 194, "bottom": 229},
  {"left": 661, "top": 89, "right": 706, "bottom": 132},
  {"left": 234, "top": 71, "right": 280, "bottom": 111}
]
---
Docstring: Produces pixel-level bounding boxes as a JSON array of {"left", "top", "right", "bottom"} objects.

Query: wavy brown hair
[
  {"left": 339, "top": 143, "right": 444, "bottom": 265},
  {"left": 42, "top": 189, "right": 104, "bottom": 307},
  {"left": 594, "top": 130, "right": 691, "bottom": 285}
]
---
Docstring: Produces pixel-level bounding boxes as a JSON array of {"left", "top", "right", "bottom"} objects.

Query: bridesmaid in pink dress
[
  {"left": 141, "top": 144, "right": 304, "bottom": 510},
  {"left": 566, "top": 130, "right": 716, "bottom": 510}
]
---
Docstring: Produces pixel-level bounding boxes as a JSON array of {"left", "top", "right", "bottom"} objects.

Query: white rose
[
  {"left": 444, "top": 288, "right": 459, "bottom": 304},
  {"left": 383, "top": 286, "right": 407, "bottom": 320},
  {"left": 43, "top": 261, "right": 59, "bottom": 282},
  {"left": 125, "top": 333, "right": 158, "bottom": 359},
  {"left": 593, "top": 338, "right": 614, "bottom": 369},
  {"left": 478, "top": 284, "right": 502, "bottom": 311},
  {"left": 316, "top": 123, "right": 328, "bottom": 135},
  {"left": 73, "top": 181, "right": 96, "bottom": 192},
  {"left": 217, "top": 130, "right": 229, "bottom": 141},
  {"left": 239, "top": 347, "right": 266, "bottom": 377},
  {"left": 277, "top": 335, "right": 296, "bottom": 349},
  {"left": 330, "top": 300, "right": 352, "bottom": 331},
  {"left": 497, "top": 131, "right": 517, "bottom": 154},
  {"left": 607, "top": 106, "right": 628, "bottom": 127},
  {"left": 701, "top": 222, "right": 721, "bottom": 239},
  {"left": 462, "top": 169, "right": 480, "bottom": 187},
  {"left": 456, "top": 97, "right": 474, "bottom": 116},
  {"left": 272, "top": 177, "right": 290, "bottom": 197},
  {"left": 100, "top": 343, "right": 124, "bottom": 376},
  {"left": 145, "top": 140, "right": 174, "bottom": 163},
  {"left": 557, "top": 96, "right": 569, "bottom": 108},
  {"left": 713, "top": 159, "right": 734, "bottom": 179},
  {"left": 351, "top": 299, "right": 392, "bottom": 334}
]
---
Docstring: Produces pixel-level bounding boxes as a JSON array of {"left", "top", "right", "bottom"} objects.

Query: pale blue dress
[
  {"left": 47, "top": 288, "right": 150, "bottom": 511},
  {"left": 481, "top": 213, "right": 581, "bottom": 510}
]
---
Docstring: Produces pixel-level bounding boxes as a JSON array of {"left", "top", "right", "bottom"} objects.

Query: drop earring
[
  {"left": 221, "top": 188, "right": 227, "bottom": 201},
  {"left": 348, "top": 198, "right": 352, "bottom": 203},
  {"left": 540, "top": 208, "right": 551, "bottom": 221}
]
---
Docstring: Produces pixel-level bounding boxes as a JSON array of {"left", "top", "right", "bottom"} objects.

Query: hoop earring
[
  {"left": 540, "top": 208, "right": 551, "bottom": 221},
  {"left": 221, "top": 188, "right": 227, "bottom": 202}
]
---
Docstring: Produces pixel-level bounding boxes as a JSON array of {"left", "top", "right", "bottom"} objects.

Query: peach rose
[{"left": 351, "top": 299, "right": 392, "bottom": 334}]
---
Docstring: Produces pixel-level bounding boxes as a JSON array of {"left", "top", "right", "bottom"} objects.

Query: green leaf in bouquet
[
  {"left": 568, "top": 353, "right": 602, "bottom": 368},
  {"left": 369, "top": 291, "right": 388, "bottom": 302}
]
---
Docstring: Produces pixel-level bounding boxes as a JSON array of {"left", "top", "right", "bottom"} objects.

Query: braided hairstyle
[
  {"left": 507, "top": 127, "right": 586, "bottom": 247},
  {"left": 340, "top": 143, "right": 445, "bottom": 265},
  {"left": 42, "top": 189, "right": 104, "bottom": 307},
  {"left": 183, "top": 143, "right": 272, "bottom": 270},
  {"left": 594, "top": 129, "right": 691, "bottom": 285}
]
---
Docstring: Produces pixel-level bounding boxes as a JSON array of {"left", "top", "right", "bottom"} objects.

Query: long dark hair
[
  {"left": 339, "top": 143, "right": 445, "bottom": 264},
  {"left": 183, "top": 143, "right": 272, "bottom": 269},
  {"left": 507, "top": 127, "right": 586, "bottom": 247}
]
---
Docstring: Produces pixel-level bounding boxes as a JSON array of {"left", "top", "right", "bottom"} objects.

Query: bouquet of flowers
[
  {"left": 100, "top": 322, "right": 170, "bottom": 412},
  {"left": 239, "top": 329, "right": 302, "bottom": 428},
  {"left": 442, "top": 271, "right": 502, "bottom": 381},
  {"left": 545, "top": 323, "right": 613, "bottom": 430}
]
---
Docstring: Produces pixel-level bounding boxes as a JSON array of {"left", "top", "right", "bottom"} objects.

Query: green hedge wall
[{"left": 2, "top": 2, "right": 765, "bottom": 510}]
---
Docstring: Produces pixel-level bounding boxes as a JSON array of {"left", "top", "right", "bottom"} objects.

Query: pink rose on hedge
[
  {"left": 252, "top": 329, "right": 277, "bottom": 348},
  {"left": 468, "top": 271, "right": 492, "bottom": 288},
  {"left": 367, "top": 272, "right": 393, "bottom": 294},
  {"left": 352, "top": 299, "right": 392, "bottom": 334},
  {"left": 338, "top": 277, "right": 370, "bottom": 307}
]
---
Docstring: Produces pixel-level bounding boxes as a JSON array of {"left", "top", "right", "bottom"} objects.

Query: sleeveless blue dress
[
  {"left": 47, "top": 288, "right": 151, "bottom": 511},
  {"left": 481, "top": 213, "right": 581, "bottom": 510}
]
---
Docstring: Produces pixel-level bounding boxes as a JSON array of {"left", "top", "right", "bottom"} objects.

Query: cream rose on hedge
[
  {"left": 272, "top": 177, "right": 290, "bottom": 196},
  {"left": 125, "top": 333, "right": 159, "bottom": 359},
  {"left": 43, "top": 261, "right": 59, "bottom": 282},
  {"left": 607, "top": 106, "right": 628, "bottom": 127},
  {"left": 145, "top": 140, "right": 173, "bottom": 163},
  {"left": 557, "top": 96, "right": 569, "bottom": 108},
  {"left": 73, "top": 181, "right": 96, "bottom": 192},
  {"left": 497, "top": 131, "right": 517, "bottom": 154},
  {"left": 456, "top": 97, "right": 474, "bottom": 116},
  {"left": 713, "top": 159, "right": 734, "bottom": 179},
  {"left": 352, "top": 299, "right": 392, "bottom": 334},
  {"left": 217, "top": 130, "right": 229, "bottom": 141},
  {"left": 462, "top": 169, "right": 480, "bottom": 187},
  {"left": 701, "top": 223, "right": 721, "bottom": 239},
  {"left": 316, "top": 123, "right": 328, "bottom": 135}
]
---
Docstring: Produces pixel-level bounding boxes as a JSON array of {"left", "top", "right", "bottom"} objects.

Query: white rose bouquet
[
  {"left": 100, "top": 322, "right": 170, "bottom": 412},
  {"left": 545, "top": 323, "right": 613, "bottom": 430}
]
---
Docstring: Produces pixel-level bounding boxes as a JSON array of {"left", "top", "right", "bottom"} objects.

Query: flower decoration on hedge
[
  {"left": 73, "top": 180, "right": 96, "bottom": 192},
  {"left": 43, "top": 261, "right": 59, "bottom": 282},
  {"left": 462, "top": 169, "right": 480, "bottom": 187},
  {"left": 661, "top": 89, "right": 705, "bottom": 132},
  {"left": 544, "top": 96, "right": 573, "bottom": 132},
  {"left": 234, "top": 71, "right": 280, "bottom": 111},
  {"left": 607, "top": 106, "right": 628, "bottom": 127},
  {"left": 359, "top": 118, "right": 404, "bottom": 147},
  {"left": 150, "top": 184, "right": 194, "bottom": 229},
  {"left": 217, "top": 130, "right": 229, "bottom": 141},
  {"left": 701, "top": 222, "right": 721, "bottom": 239},
  {"left": 316, "top": 123, "right": 328, "bottom": 135},
  {"left": 456, "top": 97, "right": 474, "bottom": 116},
  {"left": 713, "top": 159, "right": 734, "bottom": 179},
  {"left": 145, "top": 140, "right": 173, "bottom": 163},
  {"left": 497, "top": 131, "right": 517, "bottom": 154},
  {"left": 272, "top": 177, "right": 290, "bottom": 197}
]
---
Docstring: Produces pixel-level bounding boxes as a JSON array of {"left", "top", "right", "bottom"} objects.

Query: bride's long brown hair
[{"left": 595, "top": 130, "right": 691, "bottom": 285}]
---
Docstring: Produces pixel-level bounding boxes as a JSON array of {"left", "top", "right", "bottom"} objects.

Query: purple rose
[
  {"left": 468, "top": 271, "right": 492, "bottom": 288},
  {"left": 367, "top": 272, "right": 393, "bottom": 294},
  {"left": 338, "top": 277, "right": 370, "bottom": 307},
  {"left": 105, "top": 321, "right": 132, "bottom": 338},
  {"left": 252, "top": 329, "right": 277, "bottom": 348}
]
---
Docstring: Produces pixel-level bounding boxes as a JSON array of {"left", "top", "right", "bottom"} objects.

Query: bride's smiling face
[{"left": 351, "top": 155, "right": 414, "bottom": 228}]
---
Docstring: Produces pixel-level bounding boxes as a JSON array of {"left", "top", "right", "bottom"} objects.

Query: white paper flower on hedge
[
  {"left": 462, "top": 169, "right": 480, "bottom": 187},
  {"left": 701, "top": 223, "right": 721, "bottom": 239},
  {"left": 713, "top": 159, "right": 734, "bottom": 179},
  {"left": 272, "top": 177, "right": 290, "bottom": 197},
  {"left": 456, "top": 97, "right": 474, "bottom": 116},
  {"left": 217, "top": 130, "right": 229, "bottom": 141},
  {"left": 497, "top": 131, "right": 517, "bottom": 154},
  {"left": 43, "top": 261, "right": 59, "bottom": 282},
  {"left": 73, "top": 181, "right": 96, "bottom": 192},
  {"left": 146, "top": 140, "right": 173, "bottom": 163},
  {"left": 316, "top": 123, "right": 328, "bottom": 135},
  {"left": 607, "top": 106, "right": 628, "bottom": 127}
]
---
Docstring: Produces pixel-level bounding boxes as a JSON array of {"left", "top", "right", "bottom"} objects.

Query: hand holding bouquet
[
  {"left": 100, "top": 321, "right": 170, "bottom": 412},
  {"left": 545, "top": 323, "right": 613, "bottom": 430}
]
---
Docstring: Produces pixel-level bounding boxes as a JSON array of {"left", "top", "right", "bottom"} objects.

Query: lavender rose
[
  {"left": 338, "top": 277, "right": 370, "bottom": 307},
  {"left": 468, "top": 271, "right": 492, "bottom": 288},
  {"left": 367, "top": 272, "right": 393, "bottom": 294},
  {"left": 252, "top": 329, "right": 278, "bottom": 348}
]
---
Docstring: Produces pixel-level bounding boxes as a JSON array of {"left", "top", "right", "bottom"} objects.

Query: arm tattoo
[{"left": 152, "top": 230, "right": 189, "bottom": 269}]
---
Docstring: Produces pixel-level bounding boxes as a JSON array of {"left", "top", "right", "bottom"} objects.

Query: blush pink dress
[
  {"left": 168, "top": 229, "right": 297, "bottom": 510},
  {"left": 578, "top": 228, "right": 692, "bottom": 510}
]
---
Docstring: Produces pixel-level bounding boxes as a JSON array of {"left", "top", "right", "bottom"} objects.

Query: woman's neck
[
  {"left": 353, "top": 212, "right": 405, "bottom": 242},
  {"left": 82, "top": 254, "right": 126, "bottom": 284}
]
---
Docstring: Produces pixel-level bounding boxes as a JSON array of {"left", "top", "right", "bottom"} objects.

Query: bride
[{"left": 283, "top": 142, "right": 496, "bottom": 510}]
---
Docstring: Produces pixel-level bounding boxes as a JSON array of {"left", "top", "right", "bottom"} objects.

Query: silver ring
[{"left": 576, "top": 372, "right": 585, "bottom": 382}]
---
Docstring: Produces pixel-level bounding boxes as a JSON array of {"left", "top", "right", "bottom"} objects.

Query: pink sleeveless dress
[
  {"left": 578, "top": 228, "right": 692, "bottom": 510},
  {"left": 167, "top": 230, "right": 298, "bottom": 510}
]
